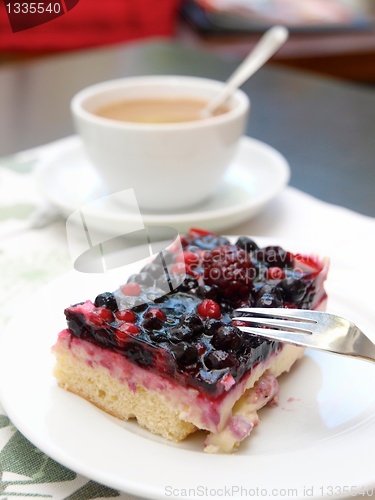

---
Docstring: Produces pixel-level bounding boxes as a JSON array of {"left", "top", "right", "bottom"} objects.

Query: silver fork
[{"left": 233, "top": 308, "right": 375, "bottom": 363}]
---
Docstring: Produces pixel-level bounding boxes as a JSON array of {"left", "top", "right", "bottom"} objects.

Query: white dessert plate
[
  {"left": 35, "top": 136, "right": 290, "bottom": 234},
  {"left": 1, "top": 238, "right": 375, "bottom": 500}
]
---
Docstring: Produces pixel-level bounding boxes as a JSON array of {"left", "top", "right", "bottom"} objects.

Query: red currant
[
  {"left": 115, "top": 322, "right": 140, "bottom": 345},
  {"left": 119, "top": 322, "right": 140, "bottom": 334},
  {"left": 89, "top": 308, "right": 114, "bottom": 325},
  {"left": 266, "top": 267, "right": 285, "bottom": 280},
  {"left": 145, "top": 308, "right": 166, "bottom": 321},
  {"left": 115, "top": 309, "right": 136, "bottom": 322},
  {"left": 175, "top": 250, "right": 200, "bottom": 267},
  {"left": 197, "top": 299, "right": 221, "bottom": 319},
  {"left": 188, "top": 227, "right": 215, "bottom": 239},
  {"left": 121, "top": 282, "right": 141, "bottom": 296}
]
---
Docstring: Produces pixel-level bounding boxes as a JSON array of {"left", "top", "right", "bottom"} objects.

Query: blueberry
[
  {"left": 92, "top": 328, "right": 112, "bottom": 347},
  {"left": 186, "top": 245, "right": 200, "bottom": 254},
  {"left": 255, "top": 293, "right": 283, "bottom": 308},
  {"left": 126, "top": 342, "right": 154, "bottom": 368},
  {"left": 279, "top": 277, "right": 307, "bottom": 302},
  {"left": 256, "top": 246, "right": 293, "bottom": 268},
  {"left": 168, "top": 325, "right": 194, "bottom": 343},
  {"left": 192, "top": 235, "right": 230, "bottom": 250},
  {"left": 142, "top": 317, "right": 163, "bottom": 331},
  {"left": 149, "top": 331, "right": 168, "bottom": 343},
  {"left": 211, "top": 325, "right": 243, "bottom": 351},
  {"left": 177, "top": 276, "right": 199, "bottom": 293},
  {"left": 141, "top": 262, "right": 164, "bottom": 279},
  {"left": 65, "top": 311, "right": 85, "bottom": 338},
  {"left": 94, "top": 292, "right": 118, "bottom": 312},
  {"left": 253, "top": 262, "right": 269, "bottom": 281},
  {"left": 171, "top": 342, "right": 198, "bottom": 367},
  {"left": 219, "top": 301, "right": 233, "bottom": 313},
  {"left": 181, "top": 313, "right": 203, "bottom": 335},
  {"left": 255, "top": 284, "right": 283, "bottom": 301},
  {"left": 204, "top": 318, "right": 222, "bottom": 336},
  {"left": 196, "top": 284, "right": 220, "bottom": 301},
  {"left": 127, "top": 272, "right": 154, "bottom": 287},
  {"left": 204, "top": 350, "right": 236, "bottom": 370},
  {"left": 235, "top": 236, "right": 259, "bottom": 253},
  {"left": 132, "top": 302, "right": 148, "bottom": 313}
]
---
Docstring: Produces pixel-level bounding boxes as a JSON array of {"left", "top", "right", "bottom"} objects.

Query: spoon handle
[{"left": 202, "top": 25, "right": 289, "bottom": 116}]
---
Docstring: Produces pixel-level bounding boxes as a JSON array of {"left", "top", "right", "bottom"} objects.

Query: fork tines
[
  {"left": 232, "top": 307, "right": 322, "bottom": 344},
  {"left": 234, "top": 307, "right": 318, "bottom": 332},
  {"left": 233, "top": 308, "right": 375, "bottom": 363}
]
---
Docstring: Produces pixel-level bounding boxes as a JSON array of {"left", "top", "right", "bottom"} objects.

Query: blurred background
[{"left": 0, "top": 0, "right": 374, "bottom": 86}]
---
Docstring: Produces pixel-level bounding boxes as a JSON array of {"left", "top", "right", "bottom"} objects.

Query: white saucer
[{"left": 36, "top": 136, "right": 290, "bottom": 234}]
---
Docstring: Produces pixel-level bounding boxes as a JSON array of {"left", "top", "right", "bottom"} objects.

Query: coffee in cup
[{"left": 94, "top": 97, "right": 230, "bottom": 124}]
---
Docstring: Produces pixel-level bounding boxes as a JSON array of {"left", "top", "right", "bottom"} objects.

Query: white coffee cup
[{"left": 71, "top": 76, "right": 249, "bottom": 212}]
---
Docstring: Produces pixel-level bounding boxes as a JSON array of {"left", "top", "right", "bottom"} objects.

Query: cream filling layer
[
  {"left": 204, "top": 372, "right": 279, "bottom": 453},
  {"left": 53, "top": 330, "right": 304, "bottom": 435}
]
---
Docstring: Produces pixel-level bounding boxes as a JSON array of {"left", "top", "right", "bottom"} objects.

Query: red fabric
[{"left": 0, "top": 0, "right": 180, "bottom": 52}]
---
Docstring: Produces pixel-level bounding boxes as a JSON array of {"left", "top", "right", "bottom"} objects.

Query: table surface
[
  {"left": 0, "top": 40, "right": 374, "bottom": 217},
  {"left": 177, "top": 20, "right": 375, "bottom": 84}
]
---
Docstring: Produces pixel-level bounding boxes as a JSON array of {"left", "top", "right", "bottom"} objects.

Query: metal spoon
[{"left": 201, "top": 25, "right": 289, "bottom": 117}]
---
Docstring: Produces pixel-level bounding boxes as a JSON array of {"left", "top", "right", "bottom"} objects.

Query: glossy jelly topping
[{"left": 64, "top": 229, "right": 327, "bottom": 397}]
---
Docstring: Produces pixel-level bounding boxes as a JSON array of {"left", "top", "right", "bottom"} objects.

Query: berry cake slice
[{"left": 53, "top": 229, "right": 329, "bottom": 453}]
